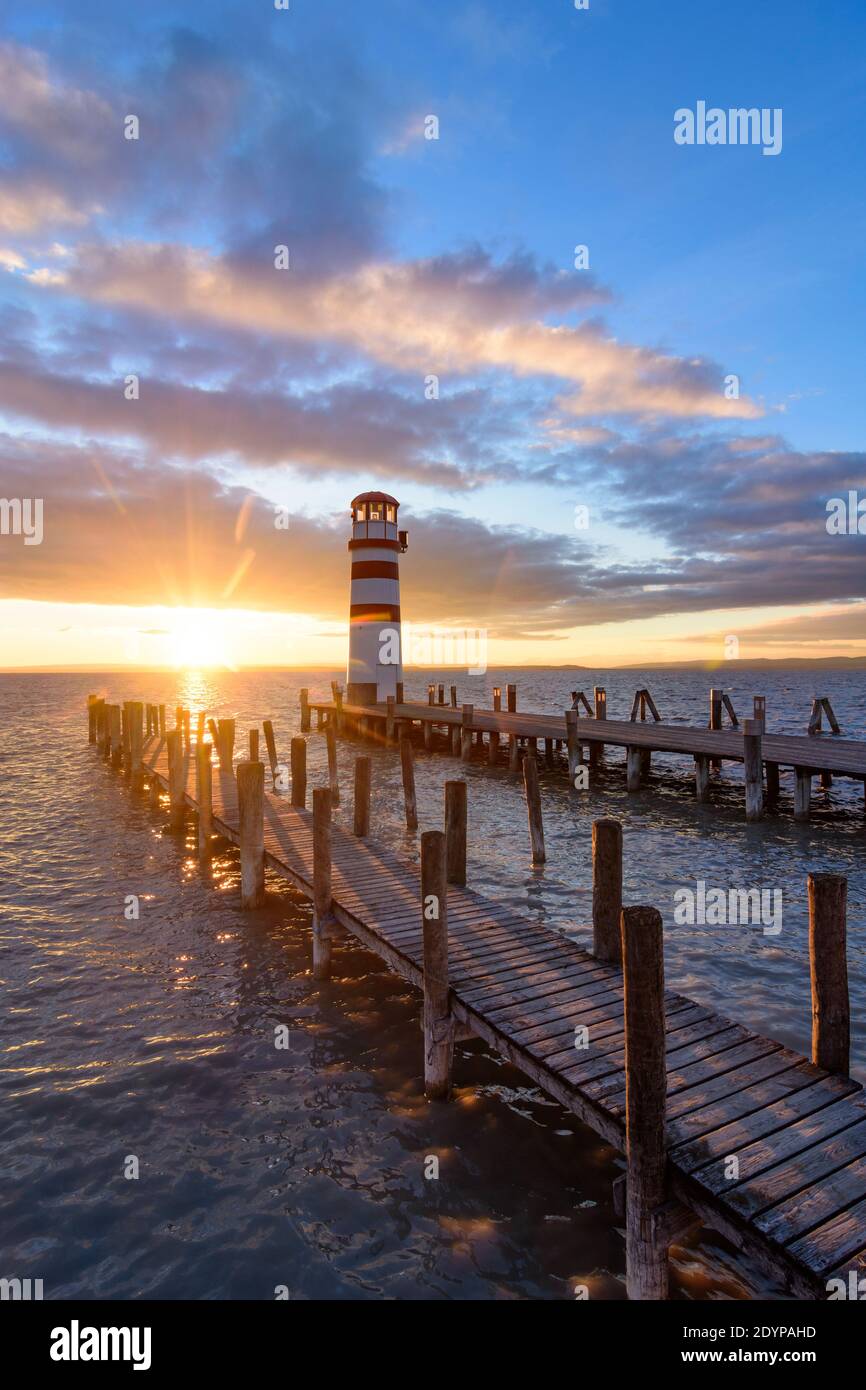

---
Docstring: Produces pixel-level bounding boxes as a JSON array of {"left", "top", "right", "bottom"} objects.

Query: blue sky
[{"left": 0, "top": 0, "right": 864, "bottom": 666}]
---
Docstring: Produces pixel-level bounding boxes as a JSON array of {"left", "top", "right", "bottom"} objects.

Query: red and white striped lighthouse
[{"left": 347, "top": 491, "right": 408, "bottom": 705}]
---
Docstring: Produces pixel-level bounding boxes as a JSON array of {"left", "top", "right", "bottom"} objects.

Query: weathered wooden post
[
  {"left": 326, "top": 724, "right": 340, "bottom": 807},
  {"left": 765, "top": 761, "right": 780, "bottom": 803},
  {"left": 743, "top": 718, "right": 763, "bottom": 821},
  {"left": 290, "top": 736, "right": 307, "bottom": 808},
  {"left": 450, "top": 685, "right": 457, "bottom": 708},
  {"left": 334, "top": 686, "right": 343, "bottom": 733},
  {"left": 445, "top": 780, "right": 467, "bottom": 886},
  {"left": 423, "top": 714, "right": 433, "bottom": 752},
  {"left": 196, "top": 741, "right": 212, "bottom": 858},
  {"left": 621, "top": 904, "right": 668, "bottom": 1300},
  {"left": 385, "top": 694, "right": 396, "bottom": 743},
  {"left": 128, "top": 701, "right": 144, "bottom": 789},
  {"left": 566, "top": 709, "right": 582, "bottom": 786},
  {"left": 493, "top": 686, "right": 502, "bottom": 712},
  {"left": 262, "top": 719, "right": 278, "bottom": 779},
  {"left": 237, "top": 760, "right": 265, "bottom": 909},
  {"left": 794, "top": 767, "right": 811, "bottom": 822},
  {"left": 354, "top": 755, "right": 371, "bottom": 837},
  {"left": 753, "top": 695, "right": 766, "bottom": 732},
  {"left": 709, "top": 687, "right": 722, "bottom": 770},
  {"left": 461, "top": 704, "right": 474, "bottom": 762},
  {"left": 808, "top": 873, "right": 849, "bottom": 1075},
  {"left": 87, "top": 694, "right": 99, "bottom": 743},
  {"left": 167, "top": 729, "right": 185, "bottom": 831},
  {"left": 451, "top": 724, "right": 461, "bottom": 756},
  {"left": 312, "top": 787, "right": 334, "bottom": 978},
  {"left": 183, "top": 708, "right": 191, "bottom": 750},
  {"left": 438, "top": 683, "right": 445, "bottom": 705},
  {"left": 249, "top": 727, "right": 259, "bottom": 761},
  {"left": 591, "top": 685, "right": 606, "bottom": 766},
  {"left": 488, "top": 731, "right": 500, "bottom": 765},
  {"left": 300, "top": 688, "right": 311, "bottom": 732},
  {"left": 121, "top": 702, "right": 131, "bottom": 774},
  {"left": 428, "top": 683, "right": 436, "bottom": 706},
  {"left": 508, "top": 733, "right": 520, "bottom": 774},
  {"left": 592, "top": 819, "right": 622, "bottom": 965},
  {"left": 109, "top": 705, "right": 122, "bottom": 768},
  {"left": 217, "top": 718, "right": 235, "bottom": 773},
  {"left": 207, "top": 717, "right": 220, "bottom": 748},
  {"left": 506, "top": 684, "right": 517, "bottom": 713},
  {"left": 626, "top": 746, "right": 642, "bottom": 792},
  {"left": 421, "top": 829, "right": 453, "bottom": 1100},
  {"left": 522, "top": 753, "right": 545, "bottom": 865},
  {"left": 158, "top": 704, "right": 166, "bottom": 738},
  {"left": 196, "top": 711, "right": 205, "bottom": 747},
  {"left": 400, "top": 730, "right": 418, "bottom": 831},
  {"left": 694, "top": 755, "right": 710, "bottom": 802}
]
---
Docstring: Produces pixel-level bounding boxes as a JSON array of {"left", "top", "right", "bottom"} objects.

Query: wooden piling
[
  {"left": 766, "top": 761, "right": 780, "bottom": 803},
  {"left": 506, "top": 684, "right": 517, "bottom": 713},
  {"left": 196, "top": 742, "right": 212, "bottom": 858},
  {"left": 300, "top": 688, "right": 311, "bottom": 732},
  {"left": 694, "top": 755, "right": 710, "bottom": 802},
  {"left": 743, "top": 718, "right": 763, "bottom": 821},
  {"left": 508, "top": 733, "right": 520, "bottom": 774},
  {"left": 709, "top": 687, "right": 722, "bottom": 770},
  {"left": 445, "top": 780, "right": 467, "bottom": 886},
  {"left": 451, "top": 724, "right": 461, "bottom": 757},
  {"left": 312, "top": 787, "right": 333, "bottom": 978},
  {"left": 386, "top": 695, "right": 396, "bottom": 743},
  {"left": 399, "top": 731, "right": 418, "bottom": 831},
  {"left": 621, "top": 904, "right": 668, "bottom": 1300},
  {"left": 522, "top": 754, "right": 545, "bottom": 865},
  {"left": 183, "top": 708, "right": 191, "bottom": 749},
  {"left": 249, "top": 728, "right": 259, "bottom": 761},
  {"left": 196, "top": 711, "right": 205, "bottom": 747},
  {"left": 488, "top": 731, "right": 500, "bottom": 765},
  {"left": 795, "top": 768, "right": 811, "bottom": 821},
  {"left": 353, "top": 756, "right": 371, "bottom": 837},
  {"left": 450, "top": 685, "right": 457, "bottom": 708},
  {"left": 565, "top": 709, "right": 582, "bottom": 786},
  {"left": 109, "top": 704, "right": 122, "bottom": 768},
  {"left": 808, "top": 873, "right": 849, "bottom": 1076},
  {"left": 128, "top": 701, "right": 144, "bottom": 789},
  {"left": 262, "top": 719, "right": 278, "bottom": 777},
  {"left": 237, "top": 760, "right": 265, "bottom": 909},
  {"left": 217, "top": 718, "right": 235, "bottom": 773},
  {"left": 157, "top": 704, "right": 165, "bottom": 738},
  {"left": 421, "top": 829, "right": 453, "bottom": 1100},
  {"left": 166, "top": 729, "right": 185, "bottom": 831},
  {"left": 290, "top": 736, "right": 307, "bottom": 808},
  {"left": 626, "top": 746, "right": 642, "bottom": 793},
  {"left": 461, "top": 704, "right": 474, "bottom": 762},
  {"left": 592, "top": 819, "right": 622, "bottom": 965},
  {"left": 87, "top": 694, "right": 99, "bottom": 743},
  {"left": 326, "top": 724, "right": 340, "bottom": 807}
]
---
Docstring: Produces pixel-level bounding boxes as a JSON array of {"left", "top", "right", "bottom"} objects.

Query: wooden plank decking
[
  {"left": 311, "top": 700, "right": 866, "bottom": 780},
  {"left": 140, "top": 731, "right": 866, "bottom": 1299}
]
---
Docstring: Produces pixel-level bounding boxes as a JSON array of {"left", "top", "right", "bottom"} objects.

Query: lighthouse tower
[{"left": 347, "top": 491, "right": 408, "bottom": 705}]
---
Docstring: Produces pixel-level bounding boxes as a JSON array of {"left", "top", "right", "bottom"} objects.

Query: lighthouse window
[
  {"left": 355, "top": 504, "right": 366, "bottom": 521},
  {"left": 385, "top": 504, "right": 396, "bottom": 523},
  {"left": 369, "top": 502, "right": 383, "bottom": 521}
]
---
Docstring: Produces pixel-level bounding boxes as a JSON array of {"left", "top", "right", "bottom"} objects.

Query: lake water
[{"left": 1, "top": 666, "right": 864, "bottom": 1301}]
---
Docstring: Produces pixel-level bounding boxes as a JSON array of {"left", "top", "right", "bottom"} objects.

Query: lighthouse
[{"left": 347, "top": 491, "right": 408, "bottom": 705}]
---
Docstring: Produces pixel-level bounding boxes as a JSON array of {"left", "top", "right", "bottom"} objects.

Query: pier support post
[
  {"left": 461, "top": 704, "right": 474, "bottom": 762},
  {"left": 766, "top": 761, "right": 780, "bottom": 804},
  {"left": 488, "top": 731, "right": 500, "bottom": 766},
  {"left": 312, "top": 788, "right": 334, "bottom": 978},
  {"left": 167, "top": 729, "right": 185, "bottom": 831},
  {"left": 128, "top": 701, "right": 144, "bottom": 789},
  {"left": 290, "top": 736, "right": 307, "bottom": 808},
  {"left": 508, "top": 733, "right": 520, "bottom": 774},
  {"left": 326, "top": 724, "right": 340, "bottom": 807},
  {"left": 237, "top": 760, "right": 265, "bottom": 909},
  {"left": 523, "top": 754, "right": 546, "bottom": 865},
  {"left": 621, "top": 904, "right": 668, "bottom": 1300},
  {"left": 158, "top": 704, "right": 166, "bottom": 738},
  {"left": 492, "top": 686, "right": 502, "bottom": 712},
  {"left": 694, "top": 755, "right": 710, "bottom": 802},
  {"left": 743, "top": 719, "right": 763, "bottom": 821},
  {"left": 196, "top": 742, "right": 212, "bottom": 858},
  {"left": 87, "top": 694, "right": 98, "bottom": 743},
  {"left": 353, "top": 755, "right": 371, "bottom": 837},
  {"left": 506, "top": 684, "right": 517, "bottom": 713},
  {"left": 626, "top": 746, "right": 641, "bottom": 793},
  {"left": 450, "top": 724, "right": 461, "bottom": 756},
  {"left": 400, "top": 731, "right": 418, "bottom": 831},
  {"left": 424, "top": 717, "right": 433, "bottom": 752},
  {"left": 217, "top": 718, "right": 235, "bottom": 773},
  {"left": 445, "top": 780, "right": 467, "bottom": 886},
  {"left": 794, "top": 768, "right": 811, "bottom": 821},
  {"left": 249, "top": 728, "right": 259, "bottom": 762},
  {"left": 196, "top": 711, "right": 205, "bottom": 747},
  {"left": 450, "top": 685, "right": 458, "bottom": 708},
  {"left": 300, "top": 688, "right": 310, "bottom": 732},
  {"left": 709, "top": 688, "right": 722, "bottom": 771},
  {"left": 566, "top": 710, "right": 582, "bottom": 786},
  {"left": 809, "top": 873, "right": 849, "bottom": 1075},
  {"left": 109, "top": 705, "right": 122, "bottom": 767},
  {"left": 592, "top": 819, "right": 622, "bottom": 965},
  {"left": 263, "top": 720, "right": 278, "bottom": 781},
  {"left": 386, "top": 695, "right": 396, "bottom": 744},
  {"left": 421, "top": 830, "right": 453, "bottom": 1100}
]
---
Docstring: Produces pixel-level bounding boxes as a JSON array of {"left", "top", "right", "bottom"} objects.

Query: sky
[{"left": 0, "top": 0, "right": 864, "bottom": 670}]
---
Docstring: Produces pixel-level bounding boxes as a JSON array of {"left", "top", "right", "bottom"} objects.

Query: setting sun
[{"left": 166, "top": 609, "right": 234, "bottom": 671}]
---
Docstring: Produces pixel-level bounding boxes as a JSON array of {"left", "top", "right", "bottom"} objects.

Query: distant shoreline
[{"left": 2, "top": 658, "right": 865, "bottom": 675}]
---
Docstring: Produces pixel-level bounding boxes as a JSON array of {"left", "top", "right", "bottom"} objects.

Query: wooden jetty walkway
[
  {"left": 307, "top": 680, "right": 866, "bottom": 828},
  {"left": 87, "top": 695, "right": 866, "bottom": 1301}
]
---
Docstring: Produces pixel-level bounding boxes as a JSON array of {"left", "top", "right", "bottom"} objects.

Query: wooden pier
[
  {"left": 308, "top": 684, "right": 866, "bottom": 828},
  {"left": 86, "top": 695, "right": 866, "bottom": 1300}
]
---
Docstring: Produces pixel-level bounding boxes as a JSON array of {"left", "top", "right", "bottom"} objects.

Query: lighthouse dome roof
[{"left": 351, "top": 490, "right": 399, "bottom": 507}]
